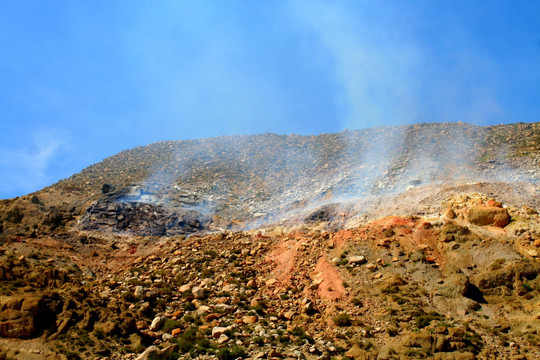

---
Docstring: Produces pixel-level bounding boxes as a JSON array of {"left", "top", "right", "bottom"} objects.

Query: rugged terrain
[{"left": 0, "top": 122, "right": 538, "bottom": 360}]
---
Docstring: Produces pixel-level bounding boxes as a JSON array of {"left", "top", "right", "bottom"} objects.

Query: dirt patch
[
  {"left": 0, "top": 338, "right": 62, "bottom": 360},
  {"left": 267, "top": 240, "right": 299, "bottom": 288},
  {"left": 370, "top": 216, "right": 414, "bottom": 228},
  {"left": 412, "top": 223, "right": 446, "bottom": 266},
  {"left": 329, "top": 230, "right": 353, "bottom": 252},
  {"left": 313, "top": 255, "right": 346, "bottom": 301}
]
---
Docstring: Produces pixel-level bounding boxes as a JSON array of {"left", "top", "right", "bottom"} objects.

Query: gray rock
[
  {"left": 212, "top": 326, "right": 228, "bottom": 338},
  {"left": 135, "top": 345, "right": 178, "bottom": 360},
  {"left": 134, "top": 286, "right": 145, "bottom": 298},
  {"left": 192, "top": 286, "right": 207, "bottom": 299},
  {"left": 135, "top": 346, "right": 160, "bottom": 360},
  {"left": 435, "top": 274, "right": 469, "bottom": 298},
  {"left": 348, "top": 255, "right": 367, "bottom": 265},
  {"left": 149, "top": 316, "right": 165, "bottom": 331}
]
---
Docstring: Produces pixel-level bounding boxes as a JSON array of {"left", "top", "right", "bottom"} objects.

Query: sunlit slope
[{"left": 0, "top": 122, "right": 538, "bottom": 238}]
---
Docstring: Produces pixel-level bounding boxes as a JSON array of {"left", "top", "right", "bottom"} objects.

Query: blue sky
[{"left": 0, "top": 1, "right": 539, "bottom": 198}]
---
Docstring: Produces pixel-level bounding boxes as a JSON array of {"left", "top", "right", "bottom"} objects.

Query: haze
[{"left": 0, "top": 1, "right": 539, "bottom": 199}]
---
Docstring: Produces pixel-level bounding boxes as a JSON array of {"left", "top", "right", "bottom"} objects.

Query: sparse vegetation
[
  {"left": 0, "top": 122, "right": 538, "bottom": 359},
  {"left": 217, "top": 345, "right": 246, "bottom": 360},
  {"left": 415, "top": 312, "right": 444, "bottom": 329},
  {"left": 333, "top": 313, "right": 352, "bottom": 327}
]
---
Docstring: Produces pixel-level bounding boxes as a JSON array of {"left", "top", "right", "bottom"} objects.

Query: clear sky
[{"left": 0, "top": 1, "right": 539, "bottom": 199}]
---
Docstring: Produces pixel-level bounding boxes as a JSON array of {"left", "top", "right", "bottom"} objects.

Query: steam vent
[{"left": 0, "top": 122, "right": 539, "bottom": 359}]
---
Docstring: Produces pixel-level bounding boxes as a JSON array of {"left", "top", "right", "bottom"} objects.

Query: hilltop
[
  {"left": 1, "top": 122, "right": 539, "bottom": 238},
  {"left": 0, "top": 122, "right": 538, "bottom": 360}
]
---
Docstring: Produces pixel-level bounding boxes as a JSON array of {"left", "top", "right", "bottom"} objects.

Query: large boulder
[
  {"left": 0, "top": 296, "right": 48, "bottom": 338},
  {"left": 473, "top": 262, "right": 540, "bottom": 289},
  {"left": 435, "top": 274, "right": 469, "bottom": 298},
  {"left": 467, "top": 206, "right": 510, "bottom": 227}
]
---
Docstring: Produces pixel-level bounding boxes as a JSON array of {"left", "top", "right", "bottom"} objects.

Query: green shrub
[
  {"left": 183, "top": 302, "right": 196, "bottom": 311},
  {"left": 162, "top": 319, "right": 181, "bottom": 332},
  {"left": 252, "top": 336, "right": 264, "bottom": 346},
  {"left": 175, "top": 326, "right": 198, "bottom": 353},
  {"left": 381, "top": 285, "right": 399, "bottom": 294},
  {"left": 290, "top": 326, "right": 306, "bottom": 337},
  {"left": 333, "top": 313, "right": 352, "bottom": 327},
  {"left": 217, "top": 345, "right": 246, "bottom": 360},
  {"left": 351, "top": 298, "right": 363, "bottom": 306},
  {"left": 415, "top": 312, "right": 443, "bottom": 329}
]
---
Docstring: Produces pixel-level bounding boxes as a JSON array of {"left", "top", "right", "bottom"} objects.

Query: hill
[
  {"left": 1, "top": 122, "right": 539, "bottom": 238},
  {"left": 0, "top": 122, "right": 538, "bottom": 360}
]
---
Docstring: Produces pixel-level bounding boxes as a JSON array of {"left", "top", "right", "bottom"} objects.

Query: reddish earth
[
  {"left": 267, "top": 239, "right": 299, "bottom": 290},
  {"left": 370, "top": 216, "right": 414, "bottom": 228},
  {"left": 313, "top": 256, "right": 346, "bottom": 302},
  {"left": 328, "top": 229, "right": 353, "bottom": 251},
  {"left": 412, "top": 223, "right": 446, "bottom": 266}
]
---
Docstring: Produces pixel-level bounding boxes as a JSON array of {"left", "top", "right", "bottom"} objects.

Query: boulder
[
  {"left": 217, "top": 333, "right": 229, "bottom": 344},
  {"left": 242, "top": 315, "right": 257, "bottom": 324},
  {"left": 467, "top": 206, "right": 510, "bottom": 227},
  {"left": 0, "top": 296, "right": 47, "bottom": 338},
  {"left": 191, "top": 286, "right": 207, "bottom": 299},
  {"left": 178, "top": 284, "right": 192, "bottom": 293},
  {"left": 0, "top": 314, "right": 36, "bottom": 338},
  {"left": 212, "top": 326, "right": 228, "bottom": 338},
  {"left": 348, "top": 255, "right": 367, "bottom": 265},
  {"left": 404, "top": 333, "right": 433, "bottom": 350},
  {"left": 101, "top": 183, "right": 115, "bottom": 194},
  {"left": 149, "top": 316, "right": 166, "bottom": 331},
  {"left": 435, "top": 274, "right": 469, "bottom": 298},
  {"left": 473, "top": 262, "right": 540, "bottom": 289}
]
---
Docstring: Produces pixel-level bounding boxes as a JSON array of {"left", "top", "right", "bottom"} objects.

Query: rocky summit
[{"left": 0, "top": 122, "right": 538, "bottom": 360}]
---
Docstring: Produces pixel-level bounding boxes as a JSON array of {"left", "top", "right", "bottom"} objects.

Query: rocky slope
[
  {"left": 0, "top": 122, "right": 538, "bottom": 360},
  {"left": 0, "top": 122, "right": 539, "bottom": 239}
]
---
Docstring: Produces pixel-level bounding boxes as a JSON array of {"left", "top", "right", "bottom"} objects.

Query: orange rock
[
  {"left": 171, "top": 328, "right": 182, "bottom": 336},
  {"left": 136, "top": 321, "right": 149, "bottom": 330},
  {"left": 486, "top": 199, "right": 502, "bottom": 208},
  {"left": 204, "top": 313, "right": 220, "bottom": 323},
  {"left": 444, "top": 206, "right": 457, "bottom": 219},
  {"left": 171, "top": 310, "right": 183, "bottom": 318},
  {"left": 467, "top": 206, "right": 510, "bottom": 227},
  {"left": 199, "top": 320, "right": 218, "bottom": 331},
  {"left": 242, "top": 315, "right": 258, "bottom": 324}
]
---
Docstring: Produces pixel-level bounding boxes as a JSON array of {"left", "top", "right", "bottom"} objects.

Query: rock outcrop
[{"left": 467, "top": 205, "right": 510, "bottom": 227}]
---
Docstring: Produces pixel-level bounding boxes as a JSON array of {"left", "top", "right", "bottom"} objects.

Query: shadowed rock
[{"left": 78, "top": 199, "right": 211, "bottom": 236}]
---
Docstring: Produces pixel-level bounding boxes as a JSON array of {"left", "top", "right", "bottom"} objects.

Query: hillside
[
  {"left": 1, "top": 122, "right": 539, "bottom": 238},
  {"left": 0, "top": 122, "right": 538, "bottom": 360}
]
